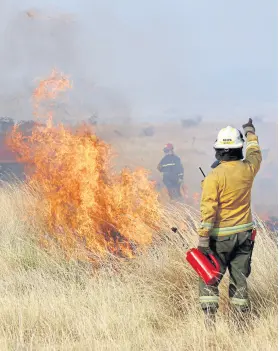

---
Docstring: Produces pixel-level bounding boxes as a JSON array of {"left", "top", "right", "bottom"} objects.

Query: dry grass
[{"left": 0, "top": 183, "right": 277, "bottom": 350}]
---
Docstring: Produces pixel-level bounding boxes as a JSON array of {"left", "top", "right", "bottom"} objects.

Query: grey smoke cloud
[{"left": 0, "top": 0, "right": 277, "bottom": 122}]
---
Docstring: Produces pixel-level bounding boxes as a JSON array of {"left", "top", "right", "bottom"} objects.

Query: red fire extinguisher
[{"left": 186, "top": 248, "right": 221, "bottom": 285}]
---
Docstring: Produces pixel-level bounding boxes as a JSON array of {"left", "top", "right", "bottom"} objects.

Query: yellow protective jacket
[{"left": 199, "top": 133, "right": 262, "bottom": 237}]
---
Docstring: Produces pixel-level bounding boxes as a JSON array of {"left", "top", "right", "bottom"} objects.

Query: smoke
[
  {"left": 0, "top": 3, "right": 127, "bottom": 122},
  {"left": 0, "top": 1, "right": 277, "bottom": 214},
  {"left": 0, "top": 2, "right": 163, "bottom": 122},
  {"left": 0, "top": 0, "right": 276, "bottom": 122}
]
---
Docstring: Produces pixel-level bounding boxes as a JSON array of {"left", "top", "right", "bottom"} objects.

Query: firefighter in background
[
  {"left": 197, "top": 119, "right": 262, "bottom": 327},
  {"left": 157, "top": 143, "right": 184, "bottom": 200}
]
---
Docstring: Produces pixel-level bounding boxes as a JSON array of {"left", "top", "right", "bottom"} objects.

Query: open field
[
  {"left": 0, "top": 3, "right": 276, "bottom": 350},
  {"left": 96, "top": 120, "right": 278, "bottom": 215},
  {"left": 0, "top": 183, "right": 277, "bottom": 350},
  {"left": 1, "top": 119, "right": 277, "bottom": 216}
]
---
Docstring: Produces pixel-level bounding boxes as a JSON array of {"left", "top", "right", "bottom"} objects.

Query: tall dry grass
[{"left": 0, "top": 183, "right": 277, "bottom": 350}]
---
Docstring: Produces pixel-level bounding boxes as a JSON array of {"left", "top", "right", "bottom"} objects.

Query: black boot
[
  {"left": 231, "top": 305, "right": 251, "bottom": 330},
  {"left": 203, "top": 307, "right": 217, "bottom": 331}
]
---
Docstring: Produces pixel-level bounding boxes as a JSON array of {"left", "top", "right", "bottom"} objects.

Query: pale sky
[{"left": 0, "top": 0, "right": 277, "bottom": 121}]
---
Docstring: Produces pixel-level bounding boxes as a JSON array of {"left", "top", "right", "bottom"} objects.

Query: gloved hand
[
  {"left": 198, "top": 236, "right": 214, "bottom": 256},
  {"left": 242, "top": 118, "right": 255, "bottom": 137}
]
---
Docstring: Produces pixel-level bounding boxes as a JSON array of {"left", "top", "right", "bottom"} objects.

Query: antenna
[{"left": 199, "top": 167, "right": 206, "bottom": 178}]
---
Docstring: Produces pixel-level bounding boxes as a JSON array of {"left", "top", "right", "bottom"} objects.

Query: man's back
[
  {"left": 158, "top": 154, "right": 183, "bottom": 181},
  {"left": 200, "top": 133, "right": 262, "bottom": 236}
]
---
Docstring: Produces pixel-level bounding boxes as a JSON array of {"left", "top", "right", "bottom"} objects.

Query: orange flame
[
  {"left": 9, "top": 71, "right": 162, "bottom": 260},
  {"left": 32, "top": 69, "right": 72, "bottom": 126}
]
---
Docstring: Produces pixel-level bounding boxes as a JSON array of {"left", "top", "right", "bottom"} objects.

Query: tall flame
[
  {"left": 9, "top": 71, "right": 162, "bottom": 260},
  {"left": 32, "top": 68, "right": 72, "bottom": 127}
]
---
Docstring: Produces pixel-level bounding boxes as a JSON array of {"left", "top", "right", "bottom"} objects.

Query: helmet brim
[{"left": 214, "top": 142, "right": 244, "bottom": 149}]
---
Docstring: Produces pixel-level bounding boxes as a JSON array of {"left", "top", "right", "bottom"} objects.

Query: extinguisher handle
[
  {"left": 208, "top": 254, "right": 220, "bottom": 272},
  {"left": 251, "top": 228, "right": 257, "bottom": 241}
]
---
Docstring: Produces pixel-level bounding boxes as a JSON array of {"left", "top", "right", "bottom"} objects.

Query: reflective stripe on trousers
[
  {"left": 199, "top": 295, "right": 219, "bottom": 307},
  {"left": 230, "top": 297, "right": 249, "bottom": 307}
]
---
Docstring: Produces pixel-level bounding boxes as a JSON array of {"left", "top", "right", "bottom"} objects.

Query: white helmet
[{"left": 214, "top": 126, "right": 244, "bottom": 149}]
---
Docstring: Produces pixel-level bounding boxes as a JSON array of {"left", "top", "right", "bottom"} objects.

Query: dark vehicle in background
[{"left": 0, "top": 117, "right": 39, "bottom": 182}]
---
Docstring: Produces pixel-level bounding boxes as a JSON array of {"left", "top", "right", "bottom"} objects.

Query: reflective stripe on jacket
[
  {"left": 157, "top": 154, "right": 184, "bottom": 183},
  {"left": 199, "top": 133, "right": 262, "bottom": 237}
]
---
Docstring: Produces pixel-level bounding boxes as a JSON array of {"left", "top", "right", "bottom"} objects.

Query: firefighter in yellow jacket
[{"left": 197, "top": 119, "right": 262, "bottom": 327}]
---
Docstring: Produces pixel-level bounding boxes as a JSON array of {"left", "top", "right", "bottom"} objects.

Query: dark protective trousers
[
  {"left": 163, "top": 179, "right": 182, "bottom": 200},
  {"left": 199, "top": 230, "right": 253, "bottom": 312}
]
